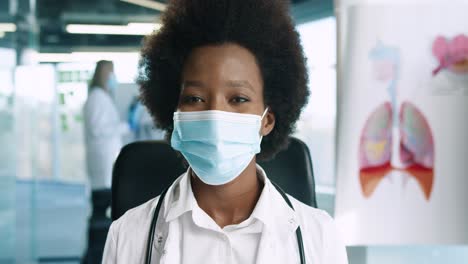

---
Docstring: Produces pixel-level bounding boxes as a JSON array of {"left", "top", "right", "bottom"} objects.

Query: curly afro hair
[{"left": 138, "top": 0, "right": 309, "bottom": 160}]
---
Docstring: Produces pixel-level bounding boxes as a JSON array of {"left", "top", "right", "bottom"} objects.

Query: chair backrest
[
  {"left": 111, "top": 137, "right": 316, "bottom": 220},
  {"left": 111, "top": 141, "right": 186, "bottom": 220},
  {"left": 258, "top": 137, "right": 317, "bottom": 207}
]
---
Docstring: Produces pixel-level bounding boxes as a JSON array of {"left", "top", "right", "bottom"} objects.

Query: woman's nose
[{"left": 207, "top": 95, "right": 228, "bottom": 112}]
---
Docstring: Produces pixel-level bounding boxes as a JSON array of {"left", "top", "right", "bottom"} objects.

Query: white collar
[{"left": 163, "top": 164, "right": 298, "bottom": 234}]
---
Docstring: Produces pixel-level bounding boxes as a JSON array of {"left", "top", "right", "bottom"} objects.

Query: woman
[
  {"left": 84, "top": 60, "right": 123, "bottom": 191},
  {"left": 102, "top": 0, "right": 348, "bottom": 263}
]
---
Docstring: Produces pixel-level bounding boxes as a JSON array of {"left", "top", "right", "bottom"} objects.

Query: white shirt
[
  {"left": 84, "top": 88, "right": 125, "bottom": 190},
  {"left": 102, "top": 165, "right": 348, "bottom": 264}
]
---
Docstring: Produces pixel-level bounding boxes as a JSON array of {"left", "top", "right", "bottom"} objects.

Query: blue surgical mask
[{"left": 171, "top": 108, "right": 268, "bottom": 185}]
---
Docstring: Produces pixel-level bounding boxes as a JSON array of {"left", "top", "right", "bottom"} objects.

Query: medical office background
[{"left": 1, "top": 0, "right": 468, "bottom": 263}]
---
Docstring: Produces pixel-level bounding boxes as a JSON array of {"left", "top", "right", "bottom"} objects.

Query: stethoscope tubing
[{"left": 145, "top": 181, "right": 306, "bottom": 264}]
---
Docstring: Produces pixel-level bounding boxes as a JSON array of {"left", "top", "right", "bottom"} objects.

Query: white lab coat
[
  {"left": 84, "top": 88, "right": 124, "bottom": 190},
  {"left": 102, "top": 166, "right": 349, "bottom": 264}
]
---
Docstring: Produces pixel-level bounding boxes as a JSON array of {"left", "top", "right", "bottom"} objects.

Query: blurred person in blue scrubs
[{"left": 128, "top": 96, "right": 165, "bottom": 141}]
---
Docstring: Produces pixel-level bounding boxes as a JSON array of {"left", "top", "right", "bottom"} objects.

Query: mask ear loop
[
  {"left": 261, "top": 107, "right": 269, "bottom": 120},
  {"left": 259, "top": 107, "right": 269, "bottom": 140}
]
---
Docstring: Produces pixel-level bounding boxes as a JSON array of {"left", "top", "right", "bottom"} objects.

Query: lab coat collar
[
  {"left": 163, "top": 164, "right": 299, "bottom": 234},
  {"left": 254, "top": 164, "right": 299, "bottom": 233},
  {"left": 163, "top": 168, "right": 196, "bottom": 223}
]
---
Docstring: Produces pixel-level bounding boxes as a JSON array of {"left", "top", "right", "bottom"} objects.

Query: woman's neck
[{"left": 190, "top": 159, "right": 263, "bottom": 228}]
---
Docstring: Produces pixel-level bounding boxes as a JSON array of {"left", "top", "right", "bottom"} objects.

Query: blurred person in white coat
[
  {"left": 84, "top": 60, "right": 126, "bottom": 191},
  {"left": 83, "top": 60, "right": 128, "bottom": 262},
  {"left": 84, "top": 60, "right": 128, "bottom": 206}
]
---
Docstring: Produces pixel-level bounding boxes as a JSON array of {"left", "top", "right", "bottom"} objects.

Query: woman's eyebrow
[
  {"left": 182, "top": 80, "right": 204, "bottom": 88},
  {"left": 225, "top": 80, "right": 254, "bottom": 91}
]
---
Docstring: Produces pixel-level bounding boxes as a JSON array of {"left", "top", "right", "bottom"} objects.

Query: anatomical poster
[{"left": 335, "top": 4, "right": 468, "bottom": 245}]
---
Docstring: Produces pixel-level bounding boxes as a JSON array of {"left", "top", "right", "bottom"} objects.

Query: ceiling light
[
  {"left": 34, "top": 53, "right": 74, "bottom": 62},
  {"left": 35, "top": 52, "right": 140, "bottom": 63},
  {"left": 120, "top": 0, "right": 166, "bottom": 12},
  {"left": 66, "top": 23, "right": 161, "bottom": 35},
  {"left": 0, "top": 23, "right": 16, "bottom": 32}
]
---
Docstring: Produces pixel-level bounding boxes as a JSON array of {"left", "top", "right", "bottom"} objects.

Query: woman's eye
[
  {"left": 231, "top": 96, "right": 249, "bottom": 103},
  {"left": 182, "top": 96, "right": 204, "bottom": 103}
]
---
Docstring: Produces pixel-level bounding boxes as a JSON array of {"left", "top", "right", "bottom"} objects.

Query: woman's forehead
[{"left": 182, "top": 43, "right": 263, "bottom": 89}]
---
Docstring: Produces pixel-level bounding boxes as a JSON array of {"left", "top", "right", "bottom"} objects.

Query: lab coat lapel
[
  {"left": 151, "top": 175, "right": 185, "bottom": 264},
  {"left": 255, "top": 221, "right": 300, "bottom": 263},
  {"left": 255, "top": 227, "right": 278, "bottom": 263},
  {"left": 255, "top": 180, "right": 300, "bottom": 263},
  {"left": 157, "top": 220, "right": 180, "bottom": 264}
]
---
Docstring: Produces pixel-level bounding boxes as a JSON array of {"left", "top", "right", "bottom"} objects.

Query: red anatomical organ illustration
[
  {"left": 359, "top": 42, "right": 435, "bottom": 200},
  {"left": 432, "top": 34, "right": 468, "bottom": 75}
]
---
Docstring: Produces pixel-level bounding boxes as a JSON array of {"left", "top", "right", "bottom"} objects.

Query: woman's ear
[{"left": 261, "top": 109, "right": 275, "bottom": 136}]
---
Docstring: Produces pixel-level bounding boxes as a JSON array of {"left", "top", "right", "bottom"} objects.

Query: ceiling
[
  {"left": 0, "top": 0, "right": 330, "bottom": 53},
  {"left": 38, "top": 0, "right": 166, "bottom": 52}
]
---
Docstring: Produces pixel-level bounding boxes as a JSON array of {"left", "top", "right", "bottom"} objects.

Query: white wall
[{"left": 334, "top": 0, "right": 468, "bottom": 263}]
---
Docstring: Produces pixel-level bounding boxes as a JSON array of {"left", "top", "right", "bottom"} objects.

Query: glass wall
[
  {"left": 3, "top": 57, "right": 141, "bottom": 262},
  {"left": 55, "top": 62, "right": 93, "bottom": 183},
  {"left": 15, "top": 65, "right": 55, "bottom": 262},
  {"left": 0, "top": 47, "right": 16, "bottom": 262}
]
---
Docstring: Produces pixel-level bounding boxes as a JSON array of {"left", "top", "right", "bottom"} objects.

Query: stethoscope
[{"left": 144, "top": 181, "right": 306, "bottom": 264}]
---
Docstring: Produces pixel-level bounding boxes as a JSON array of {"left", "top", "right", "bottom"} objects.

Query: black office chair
[
  {"left": 259, "top": 137, "right": 317, "bottom": 207},
  {"left": 111, "top": 137, "right": 317, "bottom": 220},
  {"left": 111, "top": 140, "right": 186, "bottom": 220}
]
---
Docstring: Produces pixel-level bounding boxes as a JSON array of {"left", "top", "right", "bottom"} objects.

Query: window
[{"left": 295, "top": 17, "right": 337, "bottom": 187}]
